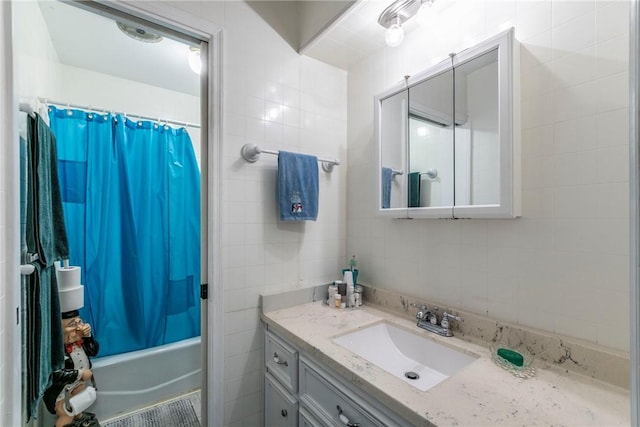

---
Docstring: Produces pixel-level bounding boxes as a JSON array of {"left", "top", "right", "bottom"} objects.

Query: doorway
[{"left": 11, "top": 1, "right": 222, "bottom": 426}]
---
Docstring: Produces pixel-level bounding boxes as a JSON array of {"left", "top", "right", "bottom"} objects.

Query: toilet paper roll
[
  {"left": 59, "top": 285, "right": 84, "bottom": 312},
  {"left": 56, "top": 266, "right": 81, "bottom": 290},
  {"left": 64, "top": 386, "right": 97, "bottom": 416}
]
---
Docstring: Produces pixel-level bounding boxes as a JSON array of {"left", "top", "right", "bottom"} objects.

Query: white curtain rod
[
  {"left": 19, "top": 102, "right": 35, "bottom": 118},
  {"left": 35, "top": 97, "right": 201, "bottom": 129}
]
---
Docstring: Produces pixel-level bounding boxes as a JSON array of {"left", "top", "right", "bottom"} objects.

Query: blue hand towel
[
  {"left": 381, "top": 167, "right": 392, "bottom": 208},
  {"left": 278, "top": 151, "right": 319, "bottom": 221}
]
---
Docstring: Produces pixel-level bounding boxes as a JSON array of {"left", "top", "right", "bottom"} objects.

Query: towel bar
[
  {"left": 240, "top": 143, "right": 340, "bottom": 173},
  {"left": 19, "top": 102, "right": 36, "bottom": 118}
]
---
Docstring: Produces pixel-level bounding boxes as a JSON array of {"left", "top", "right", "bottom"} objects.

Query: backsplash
[{"left": 364, "top": 285, "right": 629, "bottom": 389}]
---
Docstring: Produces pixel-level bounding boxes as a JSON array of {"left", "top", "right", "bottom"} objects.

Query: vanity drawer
[
  {"left": 265, "top": 372, "right": 298, "bottom": 427},
  {"left": 299, "top": 358, "right": 384, "bottom": 427},
  {"left": 299, "top": 404, "right": 333, "bottom": 427},
  {"left": 265, "top": 330, "right": 298, "bottom": 393}
]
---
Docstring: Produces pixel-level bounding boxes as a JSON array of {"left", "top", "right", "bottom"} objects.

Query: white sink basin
[{"left": 333, "top": 322, "right": 478, "bottom": 391}]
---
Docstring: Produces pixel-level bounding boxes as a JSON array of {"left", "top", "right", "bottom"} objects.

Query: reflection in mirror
[
  {"left": 408, "top": 70, "right": 453, "bottom": 208},
  {"left": 380, "top": 90, "right": 408, "bottom": 209},
  {"left": 454, "top": 48, "right": 499, "bottom": 206}
]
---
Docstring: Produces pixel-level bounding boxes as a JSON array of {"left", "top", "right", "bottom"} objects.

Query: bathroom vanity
[
  {"left": 262, "top": 301, "right": 629, "bottom": 426},
  {"left": 265, "top": 328, "right": 413, "bottom": 426}
]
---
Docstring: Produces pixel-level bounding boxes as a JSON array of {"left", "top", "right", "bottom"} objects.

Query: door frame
[{"left": 630, "top": 0, "right": 639, "bottom": 425}]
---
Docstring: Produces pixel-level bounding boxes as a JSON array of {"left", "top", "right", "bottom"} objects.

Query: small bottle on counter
[
  {"left": 355, "top": 285, "right": 363, "bottom": 307},
  {"left": 334, "top": 293, "right": 341, "bottom": 308},
  {"left": 327, "top": 284, "right": 338, "bottom": 306}
]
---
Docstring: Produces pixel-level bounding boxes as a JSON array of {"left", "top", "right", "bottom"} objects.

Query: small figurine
[
  {"left": 43, "top": 310, "right": 100, "bottom": 427},
  {"left": 43, "top": 264, "right": 100, "bottom": 427}
]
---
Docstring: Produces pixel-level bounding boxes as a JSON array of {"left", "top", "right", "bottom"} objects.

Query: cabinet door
[{"left": 265, "top": 373, "right": 298, "bottom": 427}]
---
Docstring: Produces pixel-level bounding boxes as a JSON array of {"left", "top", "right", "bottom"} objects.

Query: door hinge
[{"left": 200, "top": 283, "right": 208, "bottom": 300}]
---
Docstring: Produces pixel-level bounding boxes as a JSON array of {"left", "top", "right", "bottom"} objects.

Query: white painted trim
[
  {"left": 207, "top": 32, "right": 224, "bottom": 427},
  {"left": 2, "top": 2, "right": 21, "bottom": 426},
  {"left": 629, "top": 0, "right": 639, "bottom": 424}
]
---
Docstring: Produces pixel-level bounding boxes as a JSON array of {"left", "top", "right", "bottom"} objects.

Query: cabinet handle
[
  {"left": 281, "top": 409, "right": 288, "bottom": 417},
  {"left": 273, "top": 352, "right": 288, "bottom": 367},
  {"left": 336, "top": 405, "right": 361, "bottom": 427}
]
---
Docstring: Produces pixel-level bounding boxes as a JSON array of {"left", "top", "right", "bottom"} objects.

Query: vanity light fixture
[
  {"left": 385, "top": 16, "right": 405, "bottom": 47},
  {"left": 378, "top": 0, "right": 436, "bottom": 47}
]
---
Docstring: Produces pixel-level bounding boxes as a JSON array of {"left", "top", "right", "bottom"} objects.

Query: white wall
[
  {"left": 348, "top": 0, "right": 629, "bottom": 352},
  {"left": 218, "top": 4, "right": 348, "bottom": 425},
  {"left": 56, "top": 64, "right": 201, "bottom": 165}
]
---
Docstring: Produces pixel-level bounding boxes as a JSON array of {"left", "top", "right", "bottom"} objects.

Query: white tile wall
[
  {"left": 168, "top": 2, "right": 349, "bottom": 425},
  {"left": 347, "top": 0, "right": 630, "bottom": 352}
]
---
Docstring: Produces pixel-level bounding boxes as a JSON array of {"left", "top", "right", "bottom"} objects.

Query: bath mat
[{"left": 102, "top": 397, "right": 200, "bottom": 427}]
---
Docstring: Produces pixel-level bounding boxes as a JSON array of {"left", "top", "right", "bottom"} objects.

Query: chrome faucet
[{"left": 412, "top": 303, "right": 461, "bottom": 337}]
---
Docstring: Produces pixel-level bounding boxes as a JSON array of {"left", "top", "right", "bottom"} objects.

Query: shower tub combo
[{"left": 89, "top": 336, "right": 201, "bottom": 421}]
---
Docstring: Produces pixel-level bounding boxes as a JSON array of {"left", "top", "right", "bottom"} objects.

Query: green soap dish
[
  {"left": 497, "top": 348, "right": 524, "bottom": 366},
  {"left": 490, "top": 346, "right": 535, "bottom": 378}
]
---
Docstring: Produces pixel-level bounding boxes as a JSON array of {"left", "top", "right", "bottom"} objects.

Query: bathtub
[{"left": 89, "top": 337, "right": 201, "bottom": 421}]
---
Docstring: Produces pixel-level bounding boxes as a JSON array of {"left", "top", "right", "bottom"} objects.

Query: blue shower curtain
[{"left": 49, "top": 106, "right": 200, "bottom": 357}]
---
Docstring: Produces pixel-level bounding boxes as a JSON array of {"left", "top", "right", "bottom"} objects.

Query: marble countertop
[{"left": 262, "top": 301, "right": 630, "bottom": 427}]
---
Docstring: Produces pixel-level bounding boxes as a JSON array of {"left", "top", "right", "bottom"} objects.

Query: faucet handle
[
  {"left": 410, "top": 303, "right": 428, "bottom": 319},
  {"left": 441, "top": 312, "right": 462, "bottom": 330},
  {"left": 442, "top": 312, "right": 461, "bottom": 322}
]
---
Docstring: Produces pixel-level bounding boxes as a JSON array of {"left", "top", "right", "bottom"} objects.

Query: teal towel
[
  {"left": 408, "top": 172, "right": 421, "bottom": 207},
  {"left": 26, "top": 113, "right": 69, "bottom": 264},
  {"left": 26, "top": 264, "right": 64, "bottom": 421},
  {"left": 25, "top": 113, "right": 68, "bottom": 420}
]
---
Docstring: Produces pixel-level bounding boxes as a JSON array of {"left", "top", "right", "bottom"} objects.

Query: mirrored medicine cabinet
[{"left": 375, "top": 28, "right": 521, "bottom": 219}]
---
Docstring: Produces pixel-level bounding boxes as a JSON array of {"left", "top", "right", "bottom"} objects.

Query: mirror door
[
  {"left": 408, "top": 68, "right": 454, "bottom": 217},
  {"left": 454, "top": 48, "right": 500, "bottom": 208}
]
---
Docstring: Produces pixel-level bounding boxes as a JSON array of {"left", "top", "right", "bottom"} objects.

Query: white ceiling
[
  {"left": 37, "top": 0, "right": 420, "bottom": 93},
  {"left": 38, "top": 1, "right": 200, "bottom": 97},
  {"left": 303, "top": 0, "right": 453, "bottom": 71},
  {"left": 302, "top": 0, "right": 405, "bottom": 70}
]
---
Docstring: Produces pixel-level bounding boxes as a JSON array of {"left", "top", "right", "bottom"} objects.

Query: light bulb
[
  {"left": 416, "top": 0, "right": 434, "bottom": 26},
  {"left": 188, "top": 47, "right": 201, "bottom": 75},
  {"left": 385, "top": 21, "right": 404, "bottom": 47}
]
